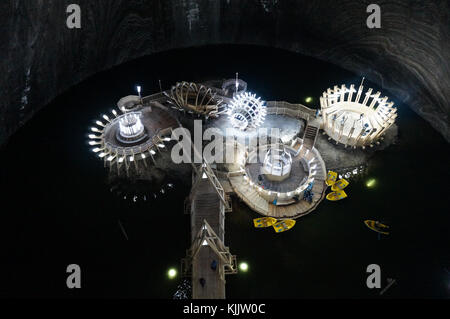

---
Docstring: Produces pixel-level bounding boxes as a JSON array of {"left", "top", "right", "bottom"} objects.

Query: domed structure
[
  {"left": 320, "top": 82, "right": 397, "bottom": 148},
  {"left": 228, "top": 92, "right": 266, "bottom": 130},
  {"left": 164, "top": 82, "right": 225, "bottom": 118}
]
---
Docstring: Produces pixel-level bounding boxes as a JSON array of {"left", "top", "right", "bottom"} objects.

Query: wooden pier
[
  {"left": 182, "top": 162, "right": 237, "bottom": 299},
  {"left": 228, "top": 137, "right": 327, "bottom": 219}
]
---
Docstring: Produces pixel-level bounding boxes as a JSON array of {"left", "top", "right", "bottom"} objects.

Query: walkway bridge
[{"left": 181, "top": 156, "right": 236, "bottom": 298}]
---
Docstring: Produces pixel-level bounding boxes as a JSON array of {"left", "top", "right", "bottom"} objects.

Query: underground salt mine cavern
[{"left": 0, "top": 0, "right": 449, "bottom": 305}]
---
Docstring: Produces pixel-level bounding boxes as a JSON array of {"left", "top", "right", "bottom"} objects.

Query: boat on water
[
  {"left": 331, "top": 178, "right": 349, "bottom": 191},
  {"left": 326, "top": 189, "right": 347, "bottom": 201},
  {"left": 273, "top": 219, "right": 296, "bottom": 233},
  {"left": 364, "top": 220, "right": 390, "bottom": 235},
  {"left": 326, "top": 170, "right": 338, "bottom": 186},
  {"left": 253, "top": 217, "right": 277, "bottom": 228}
]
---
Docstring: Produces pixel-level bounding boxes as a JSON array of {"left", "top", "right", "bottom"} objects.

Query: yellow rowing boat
[
  {"left": 253, "top": 217, "right": 277, "bottom": 228},
  {"left": 273, "top": 219, "right": 296, "bottom": 233},
  {"left": 331, "top": 178, "right": 349, "bottom": 191},
  {"left": 326, "top": 190, "right": 347, "bottom": 201},
  {"left": 326, "top": 170, "right": 338, "bottom": 186},
  {"left": 364, "top": 220, "right": 390, "bottom": 235}
]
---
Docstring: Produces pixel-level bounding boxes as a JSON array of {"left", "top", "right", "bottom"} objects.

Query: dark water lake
[{"left": 0, "top": 45, "right": 449, "bottom": 298}]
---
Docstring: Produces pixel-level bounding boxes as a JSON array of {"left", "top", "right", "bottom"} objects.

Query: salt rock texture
[{"left": 1, "top": 0, "right": 449, "bottom": 145}]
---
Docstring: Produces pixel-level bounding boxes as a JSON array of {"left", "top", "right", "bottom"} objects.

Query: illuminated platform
[
  {"left": 320, "top": 81, "right": 397, "bottom": 148},
  {"left": 89, "top": 103, "right": 178, "bottom": 174},
  {"left": 228, "top": 138, "right": 327, "bottom": 219}
]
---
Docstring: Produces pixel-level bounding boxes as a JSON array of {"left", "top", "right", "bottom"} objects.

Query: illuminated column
[
  {"left": 339, "top": 84, "right": 346, "bottom": 102},
  {"left": 355, "top": 83, "right": 364, "bottom": 103},
  {"left": 119, "top": 112, "right": 144, "bottom": 139},
  {"left": 362, "top": 88, "right": 372, "bottom": 106},
  {"left": 348, "top": 84, "right": 355, "bottom": 101},
  {"left": 369, "top": 92, "right": 381, "bottom": 108}
]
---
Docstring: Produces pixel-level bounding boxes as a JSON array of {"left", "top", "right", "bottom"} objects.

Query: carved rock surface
[{"left": 1, "top": 0, "right": 449, "bottom": 145}]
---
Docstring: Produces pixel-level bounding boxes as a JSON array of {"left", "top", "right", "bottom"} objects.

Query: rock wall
[{"left": 1, "top": 0, "right": 449, "bottom": 145}]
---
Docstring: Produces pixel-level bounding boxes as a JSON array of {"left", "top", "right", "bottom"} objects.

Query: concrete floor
[
  {"left": 316, "top": 123, "right": 398, "bottom": 171},
  {"left": 206, "top": 114, "right": 304, "bottom": 145}
]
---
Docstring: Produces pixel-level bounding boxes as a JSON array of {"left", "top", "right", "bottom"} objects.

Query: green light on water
[
  {"left": 239, "top": 262, "right": 249, "bottom": 272},
  {"left": 366, "top": 178, "right": 376, "bottom": 188},
  {"left": 305, "top": 97, "right": 313, "bottom": 103},
  {"left": 167, "top": 268, "right": 177, "bottom": 279}
]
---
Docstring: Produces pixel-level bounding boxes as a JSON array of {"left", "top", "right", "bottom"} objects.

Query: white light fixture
[
  {"left": 228, "top": 92, "right": 266, "bottom": 131},
  {"left": 96, "top": 121, "right": 105, "bottom": 127},
  {"left": 149, "top": 150, "right": 156, "bottom": 155},
  {"left": 136, "top": 85, "right": 142, "bottom": 101},
  {"left": 118, "top": 112, "right": 144, "bottom": 139}
]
